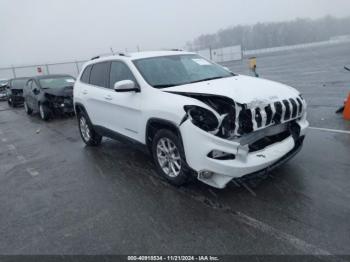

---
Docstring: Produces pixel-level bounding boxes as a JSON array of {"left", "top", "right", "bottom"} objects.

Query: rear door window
[{"left": 89, "top": 62, "right": 110, "bottom": 88}]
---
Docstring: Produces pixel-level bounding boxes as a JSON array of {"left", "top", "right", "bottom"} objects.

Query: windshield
[
  {"left": 39, "top": 77, "right": 75, "bottom": 89},
  {"left": 133, "top": 54, "right": 234, "bottom": 88},
  {"left": 11, "top": 79, "right": 28, "bottom": 89}
]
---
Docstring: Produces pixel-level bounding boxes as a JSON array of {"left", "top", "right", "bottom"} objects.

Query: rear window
[
  {"left": 80, "top": 65, "right": 92, "bottom": 83},
  {"left": 89, "top": 62, "right": 110, "bottom": 88},
  {"left": 11, "top": 79, "right": 28, "bottom": 89}
]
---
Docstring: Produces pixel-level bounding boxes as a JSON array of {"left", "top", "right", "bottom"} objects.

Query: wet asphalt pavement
[{"left": 0, "top": 44, "right": 350, "bottom": 257}]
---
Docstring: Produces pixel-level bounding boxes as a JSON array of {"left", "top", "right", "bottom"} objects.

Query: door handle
[
  {"left": 82, "top": 90, "right": 88, "bottom": 95},
  {"left": 104, "top": 95, "right": 112, "bottom": 101}
]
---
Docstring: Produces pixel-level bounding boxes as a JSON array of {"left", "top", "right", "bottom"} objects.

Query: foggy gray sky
[{"left": 1, "top": 0, "right": 350, "bottom": 67}]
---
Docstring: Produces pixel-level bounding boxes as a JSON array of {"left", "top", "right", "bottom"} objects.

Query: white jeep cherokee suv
[{"left": 74, "top": 51, "right": 308, "bottom": 189}]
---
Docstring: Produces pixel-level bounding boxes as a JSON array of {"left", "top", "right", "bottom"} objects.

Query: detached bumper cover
[
  {"left": 236, "top": 135, "right": 304, "bottom": 182},
  {"left": 180, "top": 118, "right": 308, "bottom": 188}
]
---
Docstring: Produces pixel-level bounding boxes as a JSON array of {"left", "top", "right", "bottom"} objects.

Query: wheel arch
[
  {"left": 145, "top": 118, "right": 185, "bottom": 155},
  {"left": 74, "top": 102, "right": 88, "bottom": 116},
  {"left": 74, "top": 102, "right": 95, "bottom": 126}
]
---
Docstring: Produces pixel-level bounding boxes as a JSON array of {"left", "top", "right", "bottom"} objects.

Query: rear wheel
[
  {"left": 24, "top": 101, "right": 33, "bottom": 115},
  {"left": 152, "top": 129, "right": 191, "bottom": 186},
  {"left": 78, "top": 112, "right": 102, "bottom": 146},
  {"left": 8, "top": 98, "right": 12, "bottom": 107},
  {"left": 39, "top": 103, "right": 50, "bottom": 121}
]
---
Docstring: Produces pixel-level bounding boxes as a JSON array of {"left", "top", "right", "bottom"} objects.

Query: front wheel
[
  {"left": 24, "top": 101, "right": 33, "bottom": 115},
  {"left": 39, "top": 103, "right": 50, "bottom": 121},
  {"left": 78, "top": 112, "right": 102, "bottom": 146},
  {"left": 152, "top": 129, "right": 191, "bottom": 186}
]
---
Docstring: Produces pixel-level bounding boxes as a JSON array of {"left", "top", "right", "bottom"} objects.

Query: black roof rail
[{"left": 91, "top": 56, "right": 100, "bottom": 60}]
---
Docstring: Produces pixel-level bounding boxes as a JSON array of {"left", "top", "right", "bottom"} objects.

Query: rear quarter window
[{"left": 80, "top": 65, "right": 92, "bottom": 84}]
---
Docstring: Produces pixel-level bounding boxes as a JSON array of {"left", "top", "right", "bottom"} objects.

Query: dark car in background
[
  {"left": 23, "top": 74, "right": 75, "bottom": 120},
  {"left": 6, "top": 77, "right": 29, "bottom": 107},
  {"left": 0, "top": 79, "right": 8, "bottom": 101}
]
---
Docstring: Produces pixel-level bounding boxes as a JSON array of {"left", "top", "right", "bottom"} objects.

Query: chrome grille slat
[{"left": 235, "top": 96, "right": 304, "bottom": 137}]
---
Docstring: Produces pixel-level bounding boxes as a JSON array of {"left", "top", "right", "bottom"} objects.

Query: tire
[
  {"left": 152, "top": 129, "right": 191, "bottom": 186},
  {"left": 78, "top": 111, "right": 102, "bottom": 146},
  {"left": 39, "top": 103, "right": 50, "bottom": 121},
  {"left": 24, "top": 101, "right": 33, "bottom": 115}
]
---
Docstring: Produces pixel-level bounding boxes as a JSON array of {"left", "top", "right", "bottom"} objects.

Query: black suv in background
[
  {"left": 6, "top": 77, "right": 29, "bottom": 107},
  {"left": 23, "top": 74, "right": 75, "bottom": 120}
]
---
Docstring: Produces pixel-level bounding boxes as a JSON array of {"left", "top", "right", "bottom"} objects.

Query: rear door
[{"left": 83, "top": 61, "right": 111, "bottom": 128}]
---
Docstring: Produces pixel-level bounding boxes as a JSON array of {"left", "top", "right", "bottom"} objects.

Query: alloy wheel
[
  {"left": 156, "top": 137, "right": 181, "bottom": 178},
  {"left": 79, "top": 116, "right": 91, "bottom": 142},
  {"left": 39, "top": 105, "right": 45, "bottom": 119}
]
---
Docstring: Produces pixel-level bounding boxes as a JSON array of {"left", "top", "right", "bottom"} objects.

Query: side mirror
[
  {"left": 33, "top": 88, "right": 40, "bottom": 95},
  {"left": 114, "top": 80, "right": 139, "bottom": 92}
]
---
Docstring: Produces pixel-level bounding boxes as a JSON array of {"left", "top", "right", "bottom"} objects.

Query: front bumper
[
  {"left": 180, "top": 118, "right": 309, "bottom": 188},
  {"left": 50, "top": 100, "right": 74, "bottom": 114},
  {"left": 0, "top": 93, "right": 7, "bottom": 100},
  {"left": 8, "top": 95, "right": 24, "bottom": 104}
]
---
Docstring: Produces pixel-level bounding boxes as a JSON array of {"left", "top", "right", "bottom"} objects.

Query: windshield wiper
[
  {"left": 190, "top": 76, "right": 227, "bottom": 84},
  {"left": 153, "top": 84, "right": 182, "bottom": 88}
]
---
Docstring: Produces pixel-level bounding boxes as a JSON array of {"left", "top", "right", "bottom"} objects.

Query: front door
[{"left": 105, "top": 61, "right": 142, "bottom": 141}]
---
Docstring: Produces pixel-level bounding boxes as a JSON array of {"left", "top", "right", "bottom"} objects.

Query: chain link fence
[
  {"left": 0, "top": 60, "right": 88, "bottom": 80},
  {"left": 196, "top": 45, "right": 242, "bottom": 63}
]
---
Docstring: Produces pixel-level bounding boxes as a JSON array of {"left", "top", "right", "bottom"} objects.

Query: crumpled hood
[
  {"left": 163, "top": 75, "right": 299, "bottom": 105},
  {"left": 43, "top": 86, "right": 73, "bottom": 97}
]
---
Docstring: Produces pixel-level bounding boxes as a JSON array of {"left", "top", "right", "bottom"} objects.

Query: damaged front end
[
  {"left": 177, "top": 92, "right": 306, "bottom": 140},
  {"left": 8, "top": 89, "right": 24, "bottom": 105},
  {"left": 171, "top": 91, "right": 308, "bottom": 188},
  {"left": 44, "top": 93, "right": 74, "bottom": 114},
  {"left": 0, "top": 86, "right": 7, "bottom": 100}
]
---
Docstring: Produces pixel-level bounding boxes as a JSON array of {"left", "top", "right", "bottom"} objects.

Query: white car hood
[{"left": 164, "top": 75, "right": 299, "bottom": 105}]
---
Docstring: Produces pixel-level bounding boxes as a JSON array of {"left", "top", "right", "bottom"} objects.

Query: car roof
[
  {"left": 85, "top": 50, "right": 196, "bottom": 65},
  {"left": 31, "top": 74, "right": 73, "bottom": 80}
]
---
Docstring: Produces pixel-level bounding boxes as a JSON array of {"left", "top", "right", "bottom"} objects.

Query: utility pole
[
  {"left": 75, "top": 61, "right": 80, "bottom": 76},
  {"left": 45, "top": 64, "right": 50, "bottom": 75},
  {"left": 11, "top": 66, "right": 16, "bottom": 78}
]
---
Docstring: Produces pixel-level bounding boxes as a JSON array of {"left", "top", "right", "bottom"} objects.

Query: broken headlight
[
  {"left": 184, "top": 105, "right": 219, "bottom": 132},
  {"left": 219, "top": 114, "right": 236, "bottom": 138}
]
